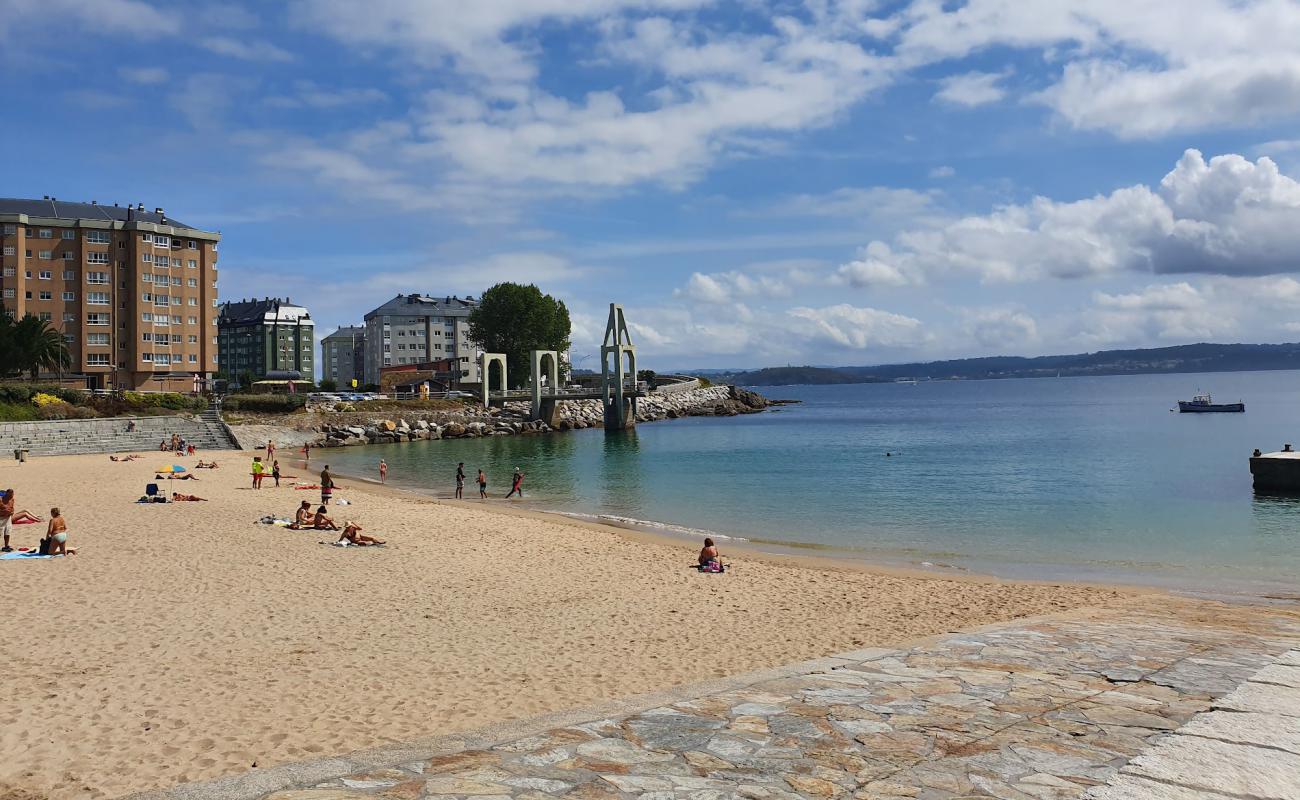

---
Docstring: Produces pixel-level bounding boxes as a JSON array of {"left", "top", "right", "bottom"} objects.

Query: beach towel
[
  {"left": 1, "top": 551, "right": 52, "bottom": 560},
  {"left": 14, "top": 518, "right": 39, "bottom": 525},
  {"left": 294, "top": 484, "right": 321, "bottom": 490}
]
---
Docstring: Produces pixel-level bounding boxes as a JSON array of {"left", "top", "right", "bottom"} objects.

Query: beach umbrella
[{"left": 156, "top": 464, "right": 187, "bottom": 473}]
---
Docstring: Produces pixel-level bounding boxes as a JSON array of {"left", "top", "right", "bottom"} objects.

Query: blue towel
[{"left": 1, "top": 551, "right": 51, "bottom": 560}]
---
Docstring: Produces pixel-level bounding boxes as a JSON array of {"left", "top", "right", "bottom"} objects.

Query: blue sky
[{"left": 4, "top": 0, "right": 1300, "bottom": 370}]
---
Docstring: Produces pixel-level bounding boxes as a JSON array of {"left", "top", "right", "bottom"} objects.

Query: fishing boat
[{"left": 1177, "top": 393, "right": 1244, "bottom": 413}]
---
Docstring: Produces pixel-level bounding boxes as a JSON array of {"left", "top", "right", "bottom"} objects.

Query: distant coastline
[{"left": 712, "top": 342, "right": 1300, "bottom": 386}]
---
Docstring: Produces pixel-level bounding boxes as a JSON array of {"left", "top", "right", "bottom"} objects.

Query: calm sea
[{"left": 318, "top": 371, "right": 1300, "bottom": 595}]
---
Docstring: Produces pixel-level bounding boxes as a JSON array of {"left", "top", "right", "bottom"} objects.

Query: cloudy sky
[{"left": 4, "top": 0, "right": 1300, "bottom": 370}]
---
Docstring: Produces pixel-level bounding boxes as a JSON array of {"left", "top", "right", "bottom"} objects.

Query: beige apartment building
[{"left": 0, "top": 197, "right": 220, "bottom": 391}]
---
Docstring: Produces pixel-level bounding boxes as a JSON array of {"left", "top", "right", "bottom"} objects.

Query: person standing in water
[
  {"left": 303, "top": 442, "right": 311, "bottom": 463},
  {"left": 477, "top": 468, "right": 488, "bottom": 499},
  {"left": 455, "top": 462, "right": 465, "bottom": 499},
  {"left": 505, "top": 468, "right": 525, "bottom": 499},
  {"left": 379, "top": 459, "right": 388, "bottom": 484}
]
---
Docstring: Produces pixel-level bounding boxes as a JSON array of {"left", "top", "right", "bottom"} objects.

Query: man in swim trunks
[
  {"left": 0, "top": 488, "right": 14, "bottom": 552},
  {"left": 477, "top": 469, "right": 487, "bottom": 499}
]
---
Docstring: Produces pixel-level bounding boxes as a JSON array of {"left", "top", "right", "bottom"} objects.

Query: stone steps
[{"left": 0, "top": 413, "right": 240, "bottom": 457}]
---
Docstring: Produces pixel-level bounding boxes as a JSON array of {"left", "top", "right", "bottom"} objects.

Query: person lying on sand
[
  {"left": 338, "top": 522, "right": 384, "bottom": 546},
  {"left": 312, "top": 506, "right": 340, "bottom": 531},
  {"left": 156, "top": 473, "right": 199, "bottom": 481},
  {"left": 171, "top": 493, "right": 207, "bottom": 502},
  {"left": 109, "top": 455, "right": 142, "bottom": 462},
  {"left": 287, "top": 501, "right": 313, "bottom": 529},
  {"left": 10, "top": 509, "right": 42, "bottom": 524},
  {"left": 194, "top": 460, "right": 219, "bottom": 469}
]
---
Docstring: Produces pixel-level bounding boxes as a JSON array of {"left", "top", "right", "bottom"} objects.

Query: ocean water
[{"left": 317, "top": 370, "right": 1300, "bottom": 595}]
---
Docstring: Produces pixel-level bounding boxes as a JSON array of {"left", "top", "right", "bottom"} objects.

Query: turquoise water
[{"left": 317, "top": 371, "right": 1300, "bottom": 594}]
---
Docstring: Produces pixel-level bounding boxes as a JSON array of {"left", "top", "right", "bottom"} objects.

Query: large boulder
[
  {"left": 380, "top": 419, "right": 397, "bottom": 432},
  {"left": 443, "top": 422, "right": 467, "bottom": 438}
]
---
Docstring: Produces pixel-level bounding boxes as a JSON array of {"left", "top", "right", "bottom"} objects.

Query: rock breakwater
[{"left": 310, "top": 385, "right": 776, "bottom": 448}]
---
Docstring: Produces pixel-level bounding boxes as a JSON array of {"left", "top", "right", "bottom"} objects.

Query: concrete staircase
[{"left": 0, "top": 404, "right": 242, "bottom": 457}]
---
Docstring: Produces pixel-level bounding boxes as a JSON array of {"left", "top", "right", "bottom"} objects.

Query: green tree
[
  {"left": 317, "top": 378, "right": 338, "bottom": 392},
  {"left": 468, "top": 283, "right": 571, "bottom": 389},
  {"left": 0, "top": 314, "right": 71, "bottom": 380}
]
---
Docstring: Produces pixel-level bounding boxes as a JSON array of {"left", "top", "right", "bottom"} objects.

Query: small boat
[{"left": 1178, "top": 393, "right": 1244, "bottom": 413}]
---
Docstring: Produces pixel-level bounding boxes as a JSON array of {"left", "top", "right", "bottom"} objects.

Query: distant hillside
[{"left": 731, "top": 343, "right": 1300, "bottom": 386}]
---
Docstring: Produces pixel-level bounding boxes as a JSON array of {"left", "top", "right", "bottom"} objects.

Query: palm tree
[{"left": 4, "top": 314, "right": 71, "bottom": 380}]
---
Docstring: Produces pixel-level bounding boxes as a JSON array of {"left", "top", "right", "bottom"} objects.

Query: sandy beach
[{"left": 0, "top": 448, "right": 1142, "bottom": 800}]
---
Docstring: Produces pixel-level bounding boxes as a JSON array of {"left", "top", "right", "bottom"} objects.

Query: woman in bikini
[
  {"left": 313, "top": 506, "right": 340, "bottom": 531},
  {"left": 698, "top": 537, "right": 721, "bottom": 569},
  {"left": 47, "top": 508, "right": 75, "bottom": 556},
  {"left": 338, "top": 521, "right": 385, "bottom": 546}
]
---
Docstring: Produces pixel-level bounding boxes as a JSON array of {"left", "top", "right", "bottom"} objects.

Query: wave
[{"left": 549, "top": 511, "right": 749, "bottom": 543}]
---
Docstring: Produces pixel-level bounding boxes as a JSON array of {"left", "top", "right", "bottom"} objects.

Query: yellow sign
[{"left": 351, "top": 379, "right": 358, "bottom": 388}]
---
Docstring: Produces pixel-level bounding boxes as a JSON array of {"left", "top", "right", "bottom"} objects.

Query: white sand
[{"left": 0, "top": 449, "right": 1136, "bottom": 799}]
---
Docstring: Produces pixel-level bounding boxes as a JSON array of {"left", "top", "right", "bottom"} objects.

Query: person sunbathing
[
  {"left": 194, "top": 460, "right": 219, "bottom": 469},
  {"left": 11, "top": 509, "right": 42, "bottom": 524},
  {"left": 339, "top": 522, "right": 384, "bottom": 546},
  {"left": 156, "top": 473, "right": 199, "bottom": 481},
  {"left": 171, "top": 492, "right": 207, "bottom": 502},
  {"left": 312, "top": 506, "right": 340, "bottom": 531},
  {"left": 287, "top": 501, "right": 313, "bottom": 529}
]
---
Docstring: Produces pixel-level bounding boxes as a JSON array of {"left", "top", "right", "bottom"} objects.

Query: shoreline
[
  {"left": 324, "top": 460, "right": 1285, "bottom": 603},
  {"left": 323, "top": 460, "right": 1168, "bottom": 597}
]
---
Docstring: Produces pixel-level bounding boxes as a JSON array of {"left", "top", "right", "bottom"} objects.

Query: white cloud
[
  {"left": 893, "top": 0, "right": 1300, "bottom": 138},
  {"left": 264, "top": 82, "right": 388, "bottom": 109},
  {"left": 835, "top": 242, "right": 915, "bottom": 287},
  {"left": 961, "top": 307, "right": 1039, "bottom": 350},
  {"left": 786, "top": 304, "right": 927, "bottom": 350},
  {"left": 675, "top": 271, "right": 791, "bottom": 304},
  {"left": 1094, "top": 282, "right": 1206, "bottom": 311},
  {"left": 758, "top": 186, "right": 937, "bottom": 219},
  {"left": 119, "top": 66, "right": 169, "bottom": 85},
  {"left": 933, "top": 70, "right": 1008, "bottom": 107},
  {"left": 1, "top": 0, "right": 178, "bottom": 38},
  {"left": 200, "top": 36, "right": 295, "bottom": 62},
  {"left": 929, "top": 165, "right": 955, "bottom": 179},
  {"left": 848, "top": 150, "right": 1300, "bottom": 284}
]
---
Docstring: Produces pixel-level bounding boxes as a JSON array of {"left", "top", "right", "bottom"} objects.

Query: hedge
[{"left": 222, "top": 394, "right": 307, "bottom": 413}]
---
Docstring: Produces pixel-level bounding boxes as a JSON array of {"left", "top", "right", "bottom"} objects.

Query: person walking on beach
[
  {"left": 320, "top": 465, "right": 334, "bottom": 505},
  {"left": 477, "top": 468, "right": 487, "bottom": 499},
  {"left": 505, "top": 468, "right": 525, "bottom": 499},
  {"left": 266, "top": 440, "right": 276, "bottom": 461},
  {"left": 455, "top": 463, "right": 465, "bottom": 499},
  {"left": 0, "top": 488, "right": 14, "bottom": 552},
  {"left": 251, "top": 456, "right": 265, "bottom": 489},
  {"left": 272, "top": 460, "right": 281, "bottom": 488},
  {"left": 379, "top": 459, "right": 387, "bottom": 485}
]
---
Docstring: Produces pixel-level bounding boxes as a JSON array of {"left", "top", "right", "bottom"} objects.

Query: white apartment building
[{"left": 361, "top": 294, "right": 480, "bottom": 386}]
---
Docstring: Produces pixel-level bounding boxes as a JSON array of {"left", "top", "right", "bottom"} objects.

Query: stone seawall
[{"left": 304, "top": 385, "right": 774, "bottom": 448}]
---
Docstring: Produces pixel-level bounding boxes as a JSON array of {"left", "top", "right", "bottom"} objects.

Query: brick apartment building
[{"left": 0, "top": 197, "right": 220, "bottom": 391}]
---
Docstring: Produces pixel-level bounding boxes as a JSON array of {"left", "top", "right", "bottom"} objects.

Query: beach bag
[{"left": 37, "top": 536, "right": 51, "bottom": 555}]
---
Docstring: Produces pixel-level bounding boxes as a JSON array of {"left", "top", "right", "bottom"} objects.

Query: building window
[
  {"left": 188, "top": 335, "right": 197, "bottom": 343},
  {"left": 86, "top": 354, "right": 110, "bottom": 366},
  {"left": 156, "top": 353, "right": 171, "bottom": 366},
  {"left": 87, "top": 333, "right": 109, "bottom": 346},
  {"left": 62, "top": 291, "right": 75, "bottom": 301},
  {"left": 142, "top": 332, "right": 153, "bottom": 342},
  {"left": 2, "top": 246, "right": 12, "bottom": 256},
  {"left": 24, "top": 250, "right": 31, "bottom": 259},
  {"left": 86, "top": 230, "right": 110, "bottom": 244},
  {"left": 187, "top": 278, "right": 197, "bottom": 287},
  {"left": 2, "top": 225, "right": 14, "bottom": 234},
  {"left": 38, "top": 229, "right": 52, "bottom": 239},
  {"left": 188, "top": 240, "right": 197, "bottom": 249},
  {"left": 186, "top": 297, "right": 196, "bottom": 306},
  {"left": 2, "top": 268, "right": 13, "bottom": 277},
  {"left": 38, "top": 251, "right": 52, "bottom": 260},
  {"left": 87, "top": 313, "right": 110, "bottom": 326},
  {"left": 142, "top": 253, "right": 153, "bottom": 263},
  {"left": 38, "top": 270, "right": 51, "bottom": 279},
  {"left": 141, "top": 353, "right": 153, "bottom": 362},
  {"left": 170, "top": 276, "right": 181, "bottom": 286},
  {"left": 62, "top": 251, "right": 73, "bottom": 261},
  {"left": 38, "top": 312, "right": 52, "bottom": 321},
  {"left": 142, "top": 233, "right": 153, "bottom": 243},
  {"left": 87, "top": 292, "right": 109, "bottom": 305},
  {"left": 63, "top": 312, "right": 75, "bottom": 322},
  {"left": 188, "top": 354, "right": 197, "bottom": 363},
  {"left": 86, "top": 272, "right": 108, "bottom": 284},
  {"left": 62, "top": 270, "right": 74, "bottom": 280},
  {"left": 188, "top": 316, "right": 198, "bottom": 325},
  {"left": 2, "top": 289, "right": 13, "bottom": 299},
  {"left": 86, "top": 252, "right": 110, "bottom": 264},
  {"left": 141, "top": 312, "right": 153, "bottom": 322},
  {"left": 187, "top": 259, "right": 197, "bottom": 268},
  {"left": 61, "top": 230, "right": 75, "bottom": 240},
  {"left": 172, "top": 315, "right": 181, "bottom": 323},
  {"left": 38, "top": 290, "right": 52, "bottom": 300},
  {"left": 154, "top": 236, "right": 170, "bottom": 248}
]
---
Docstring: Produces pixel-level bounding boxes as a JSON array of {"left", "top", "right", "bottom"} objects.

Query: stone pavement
[{"left": 132, "top": 605, "right": 1300, "bottom": 800}]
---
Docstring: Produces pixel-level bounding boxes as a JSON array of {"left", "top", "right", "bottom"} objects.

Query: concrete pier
[{"left": 1249, "top": 446, "right": 1300, "bottom": 491}]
